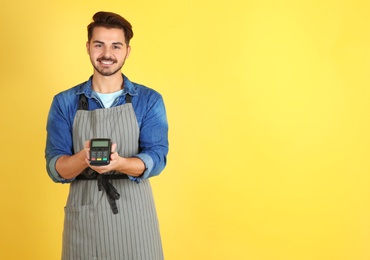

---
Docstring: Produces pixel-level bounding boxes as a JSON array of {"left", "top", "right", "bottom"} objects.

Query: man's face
[{"left": 86, "top": 26, "right": 130, "bottom": 77}]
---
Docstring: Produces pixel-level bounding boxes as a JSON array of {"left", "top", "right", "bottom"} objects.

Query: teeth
[{"left": 101, "top": 60, "right": 114, "bottom": 65}]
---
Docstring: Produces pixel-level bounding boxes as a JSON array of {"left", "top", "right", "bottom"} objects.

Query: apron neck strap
[
  {"left": 78, "top": 95, "right": 88, "bottom": 110},
  {"left": 125, "top": 94, "right": 132, "bottom": 104}
]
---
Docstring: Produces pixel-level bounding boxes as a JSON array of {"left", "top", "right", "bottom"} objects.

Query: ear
[
  {"left": 86, "top": 41, "right": 90, "bottom": 55},
  {"left": 125, "top": 45, "right": 131, "bottom": 59}
]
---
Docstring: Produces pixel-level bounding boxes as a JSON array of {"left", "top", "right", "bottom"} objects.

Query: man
[{"left": 45, "top": 11, "right": 168, "bottom": 260}]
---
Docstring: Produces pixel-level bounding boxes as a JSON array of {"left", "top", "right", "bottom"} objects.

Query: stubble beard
[{"left": 93, "top": 61, "right": 125, "bottom": 77}]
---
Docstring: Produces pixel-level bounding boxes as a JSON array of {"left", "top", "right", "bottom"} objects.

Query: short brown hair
[{"left": 87, "top": 11, "right": 134, "bottom": 45}]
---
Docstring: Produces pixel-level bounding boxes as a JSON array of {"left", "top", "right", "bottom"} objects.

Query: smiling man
[{"left": 45, "top": 11, "right": 168, "bottom": 260}]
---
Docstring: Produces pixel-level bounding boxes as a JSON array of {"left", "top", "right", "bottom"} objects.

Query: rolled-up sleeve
[
  {"left": 134, "top": 93, "right": 169, "bottom": 180},
  {"left": 45, "top": 95, "right": 75, "bottom": 183}
]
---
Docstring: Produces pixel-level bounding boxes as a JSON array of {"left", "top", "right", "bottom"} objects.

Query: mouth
[{"left": 98, "top": 59, "right": 116, "bottom": 65}]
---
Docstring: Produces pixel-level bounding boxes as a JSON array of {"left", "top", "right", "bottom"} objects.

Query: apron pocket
[{"left": 62, "top": 204, "right": 96, "bottom": 259}]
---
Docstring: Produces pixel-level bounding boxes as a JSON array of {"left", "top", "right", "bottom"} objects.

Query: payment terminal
[{"left": 90, "top": 138, "right": 112, "bottom": 165}]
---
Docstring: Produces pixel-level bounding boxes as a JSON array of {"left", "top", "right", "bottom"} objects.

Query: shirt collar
[{"left": 76, "top": 74, "right": 139, "bottom": 97}]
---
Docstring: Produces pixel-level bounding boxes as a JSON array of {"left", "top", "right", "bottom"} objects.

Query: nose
[{"left": 102, "top": 46, "right": 113, "bottom": 58}]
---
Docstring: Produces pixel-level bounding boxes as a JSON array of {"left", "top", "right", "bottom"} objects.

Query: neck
[{"left": 92, "top": 73, "right": 124, "bottom": 93}]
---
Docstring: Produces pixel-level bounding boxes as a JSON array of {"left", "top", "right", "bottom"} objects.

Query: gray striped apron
[{"left": 62, "top": 94, "right": 163, "bottom": 260}]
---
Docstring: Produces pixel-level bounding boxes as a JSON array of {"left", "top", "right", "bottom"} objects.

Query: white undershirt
[{"left": 94, "top": 90, "right": 124, "bottom": 108}]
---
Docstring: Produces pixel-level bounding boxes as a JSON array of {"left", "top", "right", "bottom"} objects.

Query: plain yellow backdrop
[{"left": 1, "top": 0, "right": 370, "bottom": 259}]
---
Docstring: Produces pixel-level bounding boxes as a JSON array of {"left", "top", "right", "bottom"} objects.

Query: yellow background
[{"left": 1, "top": 0, "right": 370, "bottom": 259}]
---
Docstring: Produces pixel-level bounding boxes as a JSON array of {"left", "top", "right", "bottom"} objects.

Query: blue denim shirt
[{"left": 45, "top": 74, "right": 169, "bottom": 183}]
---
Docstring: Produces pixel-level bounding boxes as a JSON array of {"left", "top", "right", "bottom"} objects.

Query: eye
[
  {"left": 113, "top": 45, "right": 121, "bottom": 50},
  {"left": 94, "top": 44, "right": 102, "bottom": 48}
]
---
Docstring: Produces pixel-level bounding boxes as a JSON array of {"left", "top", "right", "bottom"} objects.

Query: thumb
[
  {"left": 111, "top": 143, "right": 117, "bottom": 153},
  {"left": 84, "top": 140, "right": 90, "bottom": 149}
]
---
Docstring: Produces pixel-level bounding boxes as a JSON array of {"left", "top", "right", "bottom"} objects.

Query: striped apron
[{"left": 62, "top": 94, "right": 163, "bottom": 260}]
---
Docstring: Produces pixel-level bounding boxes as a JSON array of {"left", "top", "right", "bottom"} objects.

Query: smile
[{"left": 100, "top": 60, "right": 115, "bottom": 65}]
